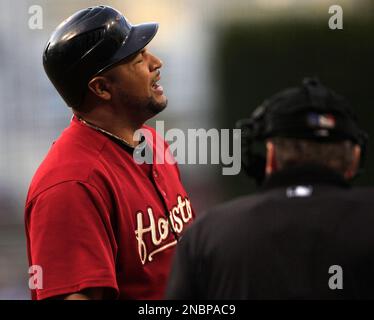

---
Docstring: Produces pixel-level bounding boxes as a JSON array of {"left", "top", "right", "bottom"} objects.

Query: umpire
[{"left": 166, "top": 78, "right": 374, "bottom": 299}]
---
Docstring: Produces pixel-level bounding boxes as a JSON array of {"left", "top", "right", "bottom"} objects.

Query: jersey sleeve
[{"left": 25, "top": 181, "right": 119, "bottom": 300}]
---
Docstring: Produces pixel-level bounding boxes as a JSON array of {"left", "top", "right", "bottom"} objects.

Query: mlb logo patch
[{"left": 307, "top": 113, "right": 336, "bottom": 129}]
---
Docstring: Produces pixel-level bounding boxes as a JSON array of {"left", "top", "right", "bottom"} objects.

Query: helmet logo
[{"left": 307, "top": 113, "right": 336, "bottom": 129}]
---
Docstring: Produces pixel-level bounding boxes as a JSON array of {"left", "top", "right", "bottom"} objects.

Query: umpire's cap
[
  {"left": 236, "top": 78, "right": 368, "bottom": 184},
  {"left": 43, "top": 5, "right": 158, "bottom": 108}
]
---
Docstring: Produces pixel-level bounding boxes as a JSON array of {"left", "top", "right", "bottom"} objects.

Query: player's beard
[{"left": 119, "top": 91, "right": 168, "bottom": 120}]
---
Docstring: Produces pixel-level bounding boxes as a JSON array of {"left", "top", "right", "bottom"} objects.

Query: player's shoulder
[
  {"left": 41, "top": 122, "right": 109, "bottom": 168},
  {"left": 27, "top": 121, "right": 111, "bottom": 203}
]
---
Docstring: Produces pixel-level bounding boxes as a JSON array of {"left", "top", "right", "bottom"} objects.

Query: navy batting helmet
[{"left": 43, "top": 5, "right": 158, "bottom": 108}]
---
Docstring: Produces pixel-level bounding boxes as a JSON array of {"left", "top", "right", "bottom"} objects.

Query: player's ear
[
  {"left": 265, "top": 140, "right": 277, "bottom": 176},
  {"left": 87, "top": 76, "right": 111, "bottom": 101}
]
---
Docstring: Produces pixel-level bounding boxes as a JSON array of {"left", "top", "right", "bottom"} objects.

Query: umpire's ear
[
  {"left": 344, "top": 144, "right": 361, "bottom": 180},
  {"left": 265, "top": 140, "right": 277, "bottom": 176},
  {"left": 87, "top": 76, "right": 111, "bottom": 101}
]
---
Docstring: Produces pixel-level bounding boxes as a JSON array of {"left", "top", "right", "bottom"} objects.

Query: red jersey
[{"left": 25, "top": 116, "right": 194, "bottom": 300}]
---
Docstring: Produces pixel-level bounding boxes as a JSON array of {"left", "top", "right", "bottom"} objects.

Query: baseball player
[
  {"left": 25, "top": 6, "right": 194, "bottom": 300},
  {"left": 166, "top": 78, "right": 374, "bottom": 299}
]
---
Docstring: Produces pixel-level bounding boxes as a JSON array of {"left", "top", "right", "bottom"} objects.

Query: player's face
[{"left": 107, "top": 48, "right": 168, "bottom": 119}]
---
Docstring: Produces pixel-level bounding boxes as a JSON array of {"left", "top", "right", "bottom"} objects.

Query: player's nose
[{"left": 149, "top": 52, "right": 163, "bottom": 71}]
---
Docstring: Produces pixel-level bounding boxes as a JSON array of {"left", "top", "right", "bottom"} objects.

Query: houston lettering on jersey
[{"left": 135, "top": 195, "right": 193, "bottom": 265}]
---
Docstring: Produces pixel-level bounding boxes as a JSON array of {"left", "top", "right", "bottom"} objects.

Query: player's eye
[{"left": 134, "top": 49, "right": 146, "bottom": 65}]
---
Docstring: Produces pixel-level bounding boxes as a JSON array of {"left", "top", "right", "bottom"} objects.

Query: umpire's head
[{"left": 237, "top": 78, "right": 368, "bottom": 185}]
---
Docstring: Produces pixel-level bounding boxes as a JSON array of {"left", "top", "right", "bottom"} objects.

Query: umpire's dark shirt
[{"left": 166, "top": 165, "right": 374, "bottom": 299}]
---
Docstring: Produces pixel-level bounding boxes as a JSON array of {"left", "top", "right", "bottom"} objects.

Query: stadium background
[{"left": 0, "top": 0, "right": 372, "bottom": 299}]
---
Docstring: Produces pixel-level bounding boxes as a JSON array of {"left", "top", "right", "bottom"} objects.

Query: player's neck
[{"left": 73, "top": 108, "right": 144, "bottom": 147}]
